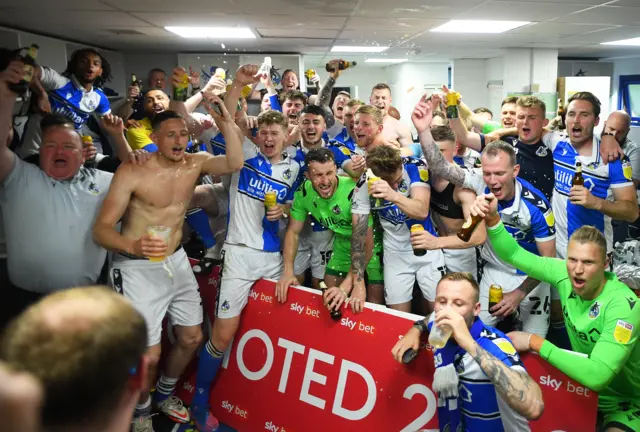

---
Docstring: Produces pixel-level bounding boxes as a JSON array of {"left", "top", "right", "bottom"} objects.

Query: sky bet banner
[{"left": 171, "top": 266, "right": 598, "bottom": 432}]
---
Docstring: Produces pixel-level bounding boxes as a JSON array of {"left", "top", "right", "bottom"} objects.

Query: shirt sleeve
[
  {"left": 609, "top": 157, "right": 634, "bottom": 189},
  {"left": 405, "top": 159, "right": 429, "bottom": 188},
  {"left": 269, "top": 94, "right": 282, "bottom": 112},
  {"left": 326, "top": 119, "right": 343, "bottom": 139},
  {"left": 462, "top": 168, "right": 485, "bottom": 195},
  {"left": 487, "top": 221, "right": 568, "bottom": 287},
  {"left": 39, "top": 66, "right": 68, "bottom": 90},
  {"left": 624, "top": 142, "right": 640, "bottom": 182},
  {"left": 527, "top": 200, "right": 556, "bottom": 242},
  {"left": 539, "top": 294, "right": 640, "bottom": 392},
  {"left": 290, "top": 185, "right": 308, "bottom": 221},
  {"left": 351, "top": 173, "right": 371, "bottom": 215},
  {"left": 328, "top": 143, "right": 351, "bottom": 170},
  {"left": 481, "top": 121, "right": 502, "bottom": 134},
  {"left": 126, "top": 127, "right": 153, "bottom": 151},
  {"left": 95, "top": 91, "right": 111, "bottom": 116},
  {"left": 541, "top": 131, "right": 563, "bottom": 151}
]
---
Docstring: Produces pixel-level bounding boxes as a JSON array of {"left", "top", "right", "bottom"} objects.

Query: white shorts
[
  {"left": 217, "top": 243, "right": 283, "bottom": 319},
  {"left": 479, "top": 264, "right": 550, "bottom": 337},
  {"left": 294, "top": 229, "right": 334, "bottom": 280},
  {"left": 110, "top": 247, "right": 203, "bottom": 347},
  {"left": 443, "top": 247, "right": 480, "bottom": 280},
  {"left": 383, "top": 249, "right": 446, "bottom": 304}
]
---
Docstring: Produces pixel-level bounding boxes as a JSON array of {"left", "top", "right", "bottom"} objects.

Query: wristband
[{"left": 413, "top": 319, "right": 428, "bottom": 334}]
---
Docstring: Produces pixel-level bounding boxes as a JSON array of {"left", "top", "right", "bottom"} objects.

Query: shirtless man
[
  {"left": 421, "top": 126, "right": 486, "bottom": 279},
  {"left": 93, "top": 79, "right": 247, "bottom": 430},
  {"left": 370, "top": 83, "right": 412, "bottom": 147}
]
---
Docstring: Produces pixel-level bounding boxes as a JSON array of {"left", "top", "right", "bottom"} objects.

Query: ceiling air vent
[{"left": 106, "top": 29, "right": 145, "bottom": 35}]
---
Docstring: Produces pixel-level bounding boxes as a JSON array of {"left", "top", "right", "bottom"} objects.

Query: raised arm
[
  {"left": 411, "top": 95, "right": 467, "bottom": 186},
  {"left": 450, "top": 116, "right": 482, "bottom": 152},
  {"left": 100, "top": 114, "right": 133, "bottom": 164},
  {"left": 92, "top": 165, "right": 138, "bottom": 254},
  {"left": 0, "top": 61, "right": 20, "bottom": 184},
  {"left": 198, "top": 93, "right": 244, "bottom": 176}
]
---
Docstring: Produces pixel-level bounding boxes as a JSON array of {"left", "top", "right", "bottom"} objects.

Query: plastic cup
[{"left": 147, "top": 225, "right": 171, "bottom": 262}]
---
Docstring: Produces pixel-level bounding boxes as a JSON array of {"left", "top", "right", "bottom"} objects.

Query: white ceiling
[{"left": 0, "top": 0, "right": 639, "bottom": 61}]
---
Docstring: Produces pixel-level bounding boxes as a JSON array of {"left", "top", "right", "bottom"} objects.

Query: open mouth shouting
[
  {"left": 54, "top": 158, "right": 68, "bottom": 168},
  {"left": 153, "top": 103, "right": 165, "bottom": 113},
  {"left": 572, "top": 276, "right": 586, "bottom": 290},
  {"left": 490, "top": 186, "right": 503, "bottom": 199},
  {"left": 171, "top": 146, "right": 184, "bottom": 156},
  {"left": 571, "top": 125, "right": 584, "bottom": 139},
  {"left": 316, "top": 181, "right": 333, "bottom": 197}
]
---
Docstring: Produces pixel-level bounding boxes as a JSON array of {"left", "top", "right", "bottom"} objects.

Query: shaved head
[{"left": 605, "top": 110, "right": 631, "bottom": 144}]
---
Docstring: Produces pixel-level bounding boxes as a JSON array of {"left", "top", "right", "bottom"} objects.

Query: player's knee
[
  {"left": 178, "top": 327, "right": 203, "bottom": 350},
  {"left": 212, "top": 327, "right": 236, "bottom": 352}
]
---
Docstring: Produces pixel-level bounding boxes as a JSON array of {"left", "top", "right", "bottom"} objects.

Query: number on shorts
[{"left": 320, "top": 250, "right": 333, "bottom": 265}]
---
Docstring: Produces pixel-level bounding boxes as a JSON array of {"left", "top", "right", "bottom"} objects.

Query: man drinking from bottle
[{"left": 392, "top": 272, "right": 544, "bottom": 431}]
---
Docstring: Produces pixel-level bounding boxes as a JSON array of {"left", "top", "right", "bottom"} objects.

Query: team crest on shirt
[
  {"left": 221, "top": 300, "right": 230, "bottom": 312},
  {"left": 398, "top": 180, "right": 408, "bottom": 193},
  {"left": 614, "top": 320, "right": 634, "bottom": 344},
  {"left": 587, "top": 161, "right": 600, "bottom": 170},
  {"left": 283, "top": 168, "right": 292, "bottom": 180},
  {"left": 536, "top": 146, "right": 548, "bottom": 157},
  {"left": 332, "top": 205, "right": 341, "bottom": 215},
  {"left": 87, "top": 100, "right": 97, "bottom": 110},
  {"left": 88, "top": 182, "right": 100, "bottom": 195},
  {"left": 588, "top": 301, "right": 601, "bottom": 319}
]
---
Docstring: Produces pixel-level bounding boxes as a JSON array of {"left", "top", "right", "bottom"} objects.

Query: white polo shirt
[{"left": 0, "top": 157, "right": 113, "bottom": 293}]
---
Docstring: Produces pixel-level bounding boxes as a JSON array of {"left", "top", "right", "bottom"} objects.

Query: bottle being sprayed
[
  {"left": 325, "top": 60, "right": 356, "bottom": 72},
  {"left": 366, "top": 168, "right": 382, "bottom": 207}
]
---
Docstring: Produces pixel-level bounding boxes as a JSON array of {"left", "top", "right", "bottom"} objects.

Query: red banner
[{"left": 171, "top": 265, "right": 598, "bottom": 432}]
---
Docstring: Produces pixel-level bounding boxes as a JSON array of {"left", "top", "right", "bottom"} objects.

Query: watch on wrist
[{"left": 413, "top": 319, "right": 428, "bottom": 333}]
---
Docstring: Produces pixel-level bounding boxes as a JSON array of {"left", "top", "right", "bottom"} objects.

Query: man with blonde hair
[
  {"left": 369, "top": 83, "right": 412, "bottom": 146},
  {"left": 474, "top": 194, "right": 640, "bottom": 432},
  {"left": 1, "top": 286, "right": 148, "bottom": 432}
]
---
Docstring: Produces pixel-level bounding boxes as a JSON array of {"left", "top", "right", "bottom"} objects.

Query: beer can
[
  {"left": 264, "top": 190, "right": 277, "bottom": 209},
  {"left": 489, "top": 284, "right": 503, "bottom": 308}
]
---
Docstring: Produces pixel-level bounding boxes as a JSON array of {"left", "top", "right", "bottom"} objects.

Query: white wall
[
  {"left": 612, "top": 58, "right": 640, "bottom": 144},
  {"left": 452, "top": 59, "right": 488, "bottom": 111}
]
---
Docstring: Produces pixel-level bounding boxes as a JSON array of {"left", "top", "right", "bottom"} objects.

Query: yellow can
[
  {"left": 445, "top": 91, "right": 460, "bottom": 107},
  {"left": 489, "top": 284, "right": 503, "bottom": 308},
  {"left": 264, "top": 190, "right": 277, "bottom": 209}
]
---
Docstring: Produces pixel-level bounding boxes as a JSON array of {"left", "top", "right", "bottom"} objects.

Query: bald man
[
  {"left": 0, "top": 287, "right": 148, "bottom": 432},
  {"left": 604, "top": 110, "right": 640, "bottom": 187},
  {"left": 605, "top": 110, "right": 640, "bottom": 242}
]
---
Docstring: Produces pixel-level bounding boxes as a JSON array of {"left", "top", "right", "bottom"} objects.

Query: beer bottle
[
  {"left": 410, "top": 225, "right": 427, "bottom": 256},
  {"left": 10, "top": 44, "right": 39, "bottom": 95},
  {"left": 325, "top": 60, "right": 357, "bottom": 73},
  {"left": 319, "top": 281, "right": 342, "bottom": 320},
  {"left": 457, "top": 213, "right": 483, "bottom": 242},
  {"left": 490, "top": 284, "right": 523, "bottom": 333},
  {"left": 82, "top": 135, "right": 96, "bottom": 168},
  {"left": 572, "top": 162, "right": 584, "bottom": 187}
]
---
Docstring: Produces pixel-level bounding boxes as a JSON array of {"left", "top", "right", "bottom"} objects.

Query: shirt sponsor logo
[
  {"left": 493, "top": 337, "right": 517, "bottom": 356},
  {"left": 588, "top": 301, "right": 600, "bottom": 319},
  {"left": 623, "top": 159, "right": 633, "bottom": 181},
  {"left": 340, "top": 146, "right": 351, "bottom": 156},
  {"left": 419, "top": 168, "right": 429, "bottom": 182},
  {"left": 544, "top": 209, "right": 555, "bottom": 227},
  {"left": 614, "top": 320, "right": 634, "bottom": 344}
]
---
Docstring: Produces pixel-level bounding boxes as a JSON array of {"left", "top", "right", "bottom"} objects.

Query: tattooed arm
[
  {"left": 351, "top": 213, "right": 369, "bottom": 286},
  {"left": 469, "top": 342, "right": 544, "bottom": 420},
  {"left": 317, "top": 76, "right": 336, "bottom": 108},
  {"left": 411, "top": 95, "right": 467, "bottom": 187}
]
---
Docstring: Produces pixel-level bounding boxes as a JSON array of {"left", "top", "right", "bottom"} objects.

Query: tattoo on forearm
[
  {"left": 418, "top": 131, "right": 466, "bottom": 186},
  {"left": 517, "top": 277, "right": 540, "bottom": 296},
  {"left": 472, "top": 343, "right": 542, "bottom": 414},
  {"left": 318, "top": 77, "right": 336, "bottom": 107},
  {"left": 351, "top": 214, "right": 368, "bottom": 282}
]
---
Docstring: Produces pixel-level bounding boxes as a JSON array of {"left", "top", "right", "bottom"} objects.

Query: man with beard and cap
[{"left": 18, "top": 48, "right": 112, "bottom": 159}]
